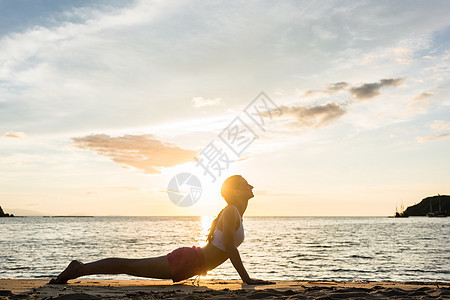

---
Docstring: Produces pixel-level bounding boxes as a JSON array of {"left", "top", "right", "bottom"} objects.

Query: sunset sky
[{"left": 1, "top": 0, "right": 449, "bottom": 216}]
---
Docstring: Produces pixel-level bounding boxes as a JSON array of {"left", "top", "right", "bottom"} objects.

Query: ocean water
[{"left": 0, "top": 216, "right": 448, "bottom": 282}]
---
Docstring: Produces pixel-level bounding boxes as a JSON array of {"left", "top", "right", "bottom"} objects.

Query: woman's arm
[{"left": 222, "top": 206, "right": 274, "bottom": 285}]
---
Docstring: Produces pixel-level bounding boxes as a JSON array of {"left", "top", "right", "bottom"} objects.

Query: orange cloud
[{"left": 72, "top": 134, "right": 197, "bottom": 174}]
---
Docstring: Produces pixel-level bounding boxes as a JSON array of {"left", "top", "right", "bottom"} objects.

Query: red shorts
[{"left": 167, "top": 246, "right": 207, "bottom": 282}]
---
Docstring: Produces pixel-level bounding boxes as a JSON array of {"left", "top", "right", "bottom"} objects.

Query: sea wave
[{"left": 1, "top": 216, "right": 449, "bottom": 282}]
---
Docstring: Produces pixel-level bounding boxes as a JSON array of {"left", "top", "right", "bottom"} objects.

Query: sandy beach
[{"left": 0, "top": 279, "right": 448, "bottom": 299}]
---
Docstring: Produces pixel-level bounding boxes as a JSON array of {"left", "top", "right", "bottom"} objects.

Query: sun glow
[{"left": 197, "top": 215, "right": 214, "bottom": 247}]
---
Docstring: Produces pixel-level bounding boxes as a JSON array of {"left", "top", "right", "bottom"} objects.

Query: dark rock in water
[
  {"left": 405, "top": 195, "right": 449, "bottom": 216},
  {"left": 0, "top": 206, "right": 14, "bottom": 217}
]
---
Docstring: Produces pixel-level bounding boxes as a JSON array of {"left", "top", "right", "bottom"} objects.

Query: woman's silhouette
[{"left": 50, "top": 175, "right": 273, "bottom": 285}]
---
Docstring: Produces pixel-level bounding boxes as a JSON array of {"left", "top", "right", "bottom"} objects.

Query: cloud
[
  {"left": 304, "top": 78, "right": 403, "bottom": 101},
  {"left": 350, "top": 78, "right": 404, "bottom": 100},
  {"left": 416, "top": 120, "right": 450, "bottom": 143},
  {"left": 413, "top": 91, "right": 433, "bottom": 102},
  {"left": 0, "top": 1, "right": 448, "bottom": 139},
  {"left": 408, "top": 92, "right": 433, "bottom": 111},
  {"left": 191, "top": 97, "right": 222, "bottom": 107},
  {"left": 415, "top": 133, "right": 450, "bottom": 143},
  {"left": 392, "top": 47, "right": 413, "bottom": 64},
  {"left": 304, "top": 82, "right": 349, "bottom": 96},
  {"left": 429, "top": 120, "right": 450, "bottom": 131},
  {"left": 274, "top": 102, "right": 346, "bottom": 128},
  {"left": 3, "top": 131, "right": 27, "bottom": 139},
  {"left": 327, "top": 82, "right": 349, "bottom": 93},
  {"left": 414, "top": 91, "right": 433, "bottom": 100},
  {"left": 72, "top": 134, "right": 197, "bottom": 174}
]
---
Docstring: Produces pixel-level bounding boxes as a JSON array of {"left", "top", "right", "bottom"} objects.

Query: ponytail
[{"left": 206, "top": 208, "right": 224, "bottom": 243}]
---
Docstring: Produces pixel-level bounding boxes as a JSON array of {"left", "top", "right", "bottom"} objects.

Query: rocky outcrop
[
  {"left": 405, "top": 195, "right": 449, "bottom": 216},
  {"left": 0, "top": 206, "right": 14, "bottom": 217}
]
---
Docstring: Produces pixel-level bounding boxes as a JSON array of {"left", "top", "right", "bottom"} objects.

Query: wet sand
[{"left": 0, "top": 279, "right": 449, "bottom": 299}]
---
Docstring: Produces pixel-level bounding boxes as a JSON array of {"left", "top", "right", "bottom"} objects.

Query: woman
[{"left": 50, "top": 175, "right": 273, "bottom": 285}]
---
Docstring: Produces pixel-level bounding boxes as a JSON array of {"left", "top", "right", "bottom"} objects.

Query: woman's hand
[{"left": 244, "top": 278, "right": 276, "bottom": 285}]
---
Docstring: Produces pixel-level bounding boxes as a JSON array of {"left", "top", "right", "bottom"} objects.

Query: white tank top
[{"left": 211, "top": 205, "right": 245, "bottom": 252}]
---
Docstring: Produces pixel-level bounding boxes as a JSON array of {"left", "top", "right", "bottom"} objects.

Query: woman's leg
[{"left": 52, "top": 255, "right": 172, "bottom": 283}]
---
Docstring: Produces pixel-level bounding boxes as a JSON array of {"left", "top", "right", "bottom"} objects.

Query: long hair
[{"left": 206, "top": 175, "right": 243, "bottom": 243}]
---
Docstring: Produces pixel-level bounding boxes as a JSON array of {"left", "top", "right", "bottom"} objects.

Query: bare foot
[{"left": 49, "top": 260, "right": 83, "bottom": 284}]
